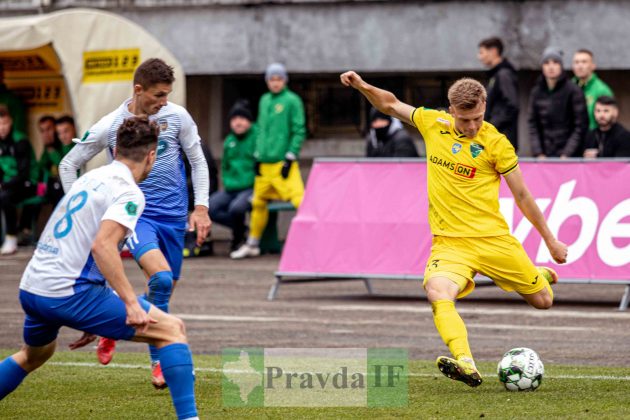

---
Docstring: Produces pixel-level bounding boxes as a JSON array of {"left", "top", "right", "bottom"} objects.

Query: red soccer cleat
[
  {"left": 96, "top": 337, "right": 117, "bottom": 365},
  {"left": 152, "top": 362, "right": 168, "bottom": 390}
]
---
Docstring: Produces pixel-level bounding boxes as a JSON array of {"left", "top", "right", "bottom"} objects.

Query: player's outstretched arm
[
  {"left": 340, "top": 71, "right": 415, "bottom": 125},
  {"left": 504, "top": 167, "right": 568, "bottom": 264},
  {"left": 92, "top": 220, "right": 155, "bottom": 332},
  {"left": 59, "top": 140, "right": 106, "bottom": 192}
]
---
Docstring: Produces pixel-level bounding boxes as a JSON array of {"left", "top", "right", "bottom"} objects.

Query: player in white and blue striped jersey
[
  {"left": 0, "top": 117, "right": 199, "bottom": 420},
  {"left": 59, "top": 58, "right": 211, "bottom": 388}
]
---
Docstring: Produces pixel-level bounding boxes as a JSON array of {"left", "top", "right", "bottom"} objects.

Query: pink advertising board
[{"left": 278, "top": 160, "right": 630, "bottom": 282}]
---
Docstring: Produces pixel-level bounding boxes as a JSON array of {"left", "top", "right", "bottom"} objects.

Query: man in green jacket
[
  {"left": 0, "top": 108, "right": 38, "bottom": 255},
  {"left": 209, "top": 100, "right": 257, "bottom": 251},
  {"left": 0, "top": 64, "right": 27, "bottom": 136},
  {"left": 231, "top": 63, "right": 306, "bottom": 259},
  {"left": 572, "top": 49, "right": 614, "bottom": 130}
]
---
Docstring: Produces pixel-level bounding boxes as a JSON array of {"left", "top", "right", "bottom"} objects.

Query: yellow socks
[{"left": 431, "top": 299, "right": 472, "bottom": 361}]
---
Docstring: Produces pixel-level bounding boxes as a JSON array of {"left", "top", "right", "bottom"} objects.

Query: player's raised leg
[{"left": 519, "top": 266, "right": 558, "bottom": 309}]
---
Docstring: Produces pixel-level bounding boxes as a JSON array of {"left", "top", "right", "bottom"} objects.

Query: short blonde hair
[{"left": 448, "top": 78, "right": 487, "bottom": 110}]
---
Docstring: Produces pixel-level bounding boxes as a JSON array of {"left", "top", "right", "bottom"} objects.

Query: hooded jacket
[
  {"left": 527, "top": 73, "right": 588, "bottom": 157},
  {"left": 485, "top": 59, "right": 519, "bottom": 149},
  {"left": 366, "top": 118, "right": 419, "bottom": 158}
]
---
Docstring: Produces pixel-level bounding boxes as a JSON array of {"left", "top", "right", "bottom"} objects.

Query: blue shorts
[
  {"left": 126, "top": 216, "right": 186, "bottom": 280},
  {"left": 20, "top": 287, "right": 151, "bottom": 347}
]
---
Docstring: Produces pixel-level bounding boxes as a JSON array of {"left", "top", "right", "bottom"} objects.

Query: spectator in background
[
  {"left": 230, "top": 63, "right": 306, "bottom": 259},
  {"left": 583, "top": 96, "right": 630, "bottom": 158},
  {"left": 0, "top": 63, "right": 27, "bottom": 135},
  {"left": 0, "top": 107, "right": 37, "bottom": 255},
  {"left": 209, "top": 100, "right": 257, "bottom": 251},
  {"left": 55, "top": 115, "right": 77, "bottom": 151},
  {"left": 478, "top": 37, "right": 520, "bottom": 150},
  {"left": 366, "top": 107, "right": 418, "bottom": 158},
  {"left": 572, "top": 49, "right": 614, "bottom": 131},
  {"left": 528, "top": 47, "right": 588, "bottom": 158}
]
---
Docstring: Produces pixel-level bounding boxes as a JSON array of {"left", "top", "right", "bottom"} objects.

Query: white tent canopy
[{"left": 0, "top": 8, "right": 185, "bottom": 159}]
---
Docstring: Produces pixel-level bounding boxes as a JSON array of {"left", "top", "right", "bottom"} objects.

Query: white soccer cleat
[
  {"left": 0, "top": 235, "right": 18, "bottom": 255},
  {"left": 230, "top": 244, "right": 261, "bottom": 259}
]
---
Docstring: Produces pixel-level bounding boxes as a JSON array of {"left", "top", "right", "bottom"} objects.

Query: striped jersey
[
  {"left": 20, "top": 161, "right": 144, "bottom": 297},
  {"left": 78, "top": 99, "right": 201, "bottom": 221}
]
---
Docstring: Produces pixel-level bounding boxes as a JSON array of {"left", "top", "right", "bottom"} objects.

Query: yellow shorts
[
  {"left": 423, "top": 234, "right": 543, "bottom": 299},
  {"left": 254, "top": 161, "right": 304, "bottom": 204}
]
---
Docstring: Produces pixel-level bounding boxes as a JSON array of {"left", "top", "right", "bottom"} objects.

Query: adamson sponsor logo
[{"left": 428, "top": 155, "right": 477, "bottom": 179}]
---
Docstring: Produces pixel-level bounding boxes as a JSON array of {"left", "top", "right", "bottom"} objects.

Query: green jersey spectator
[{"left": 572, "top": 49, "right": 614, "bottom": 130}]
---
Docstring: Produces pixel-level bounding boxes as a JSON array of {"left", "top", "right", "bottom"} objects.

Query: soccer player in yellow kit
[{"left": 340, "top": 71, "right": 569, "bottom": 387}]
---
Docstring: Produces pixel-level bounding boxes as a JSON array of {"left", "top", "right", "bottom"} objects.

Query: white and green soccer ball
[{"left": 497, "top": 347, "right": 544, "bottom": 391}]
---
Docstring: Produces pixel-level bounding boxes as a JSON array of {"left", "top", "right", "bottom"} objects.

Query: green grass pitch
[{"left": 2, "top": 350, "right": 630, "bottom": 419}]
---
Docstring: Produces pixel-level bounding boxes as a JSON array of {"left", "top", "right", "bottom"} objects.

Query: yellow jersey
[{"left": 410, "top": 107, "right": 518, "bottom": 237}]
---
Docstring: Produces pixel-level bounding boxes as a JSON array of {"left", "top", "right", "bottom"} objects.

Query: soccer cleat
[
  {"left": 436, "top": 356, "right": 483, "bottom": 387},
  {"left": 538, "top": 266, "right": 558, "bottom": 285},
  {"left": 230, "top": 244, "right": 261, "bottom": 259},
  {"left": 96, "top": 337, "right": 117, "bottom": 365},
  {"left": 151, "top": 362, "right": 168, "bottom": 390}
]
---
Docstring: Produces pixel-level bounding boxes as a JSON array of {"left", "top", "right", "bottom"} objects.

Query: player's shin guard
[
  {"left": 148, "top": 271, "right": 174, "bottom": 363},
  {"left": 431, "top": 299, "right": 472, "bottom": 361},
  {"left": 0, "top": 357, "right": 28, "bottom": 400},
  {"left": 158, "top": 343, "right": 198, "bottom": 420}
]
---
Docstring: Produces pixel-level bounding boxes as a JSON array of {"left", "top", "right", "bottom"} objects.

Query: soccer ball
[{"left": 497, "top": 347, "right": 544, "bottom": 391}]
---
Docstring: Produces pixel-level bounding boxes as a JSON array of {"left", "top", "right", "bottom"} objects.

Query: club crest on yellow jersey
[{"left": 470, "top": 143, "right": 484, "bottom": 158}]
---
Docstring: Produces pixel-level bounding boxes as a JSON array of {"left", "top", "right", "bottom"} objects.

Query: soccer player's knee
[
  {"left": 536, "top": 296, "right": 553, "bottom": 310},
  {"left": 148, "top": 271, "right": 173, "bottom": 296},
  {"left": 168, "top": 315, "right": 187, "bottom": 342}
]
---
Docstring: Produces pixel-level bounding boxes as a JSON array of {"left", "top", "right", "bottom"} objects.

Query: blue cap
[{"left": 265, "top": 62, "right": 288, "bottom": 82}]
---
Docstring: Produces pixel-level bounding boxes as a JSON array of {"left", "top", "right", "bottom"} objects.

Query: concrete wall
[
  {"left": 4, "top": 1, "right": 630, "bottom": 72},
  {"left": 4, "top": 0, "right": 630, "bottom": 159}
]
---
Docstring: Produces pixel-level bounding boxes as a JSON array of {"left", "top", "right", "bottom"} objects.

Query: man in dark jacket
[
  {"left": 0, "top": 107, "right": 37, "bottom": 255},
  {"left": 583, "top": 96, "right": 630, "bottom": 158},
  {"left": 478, "top": 37, "right": 519, "bottom": 150},
  {"left": 528, "top": 47, "right": 588, "bottom": 158},
  {"left": 366, "top": 108, "right": 419, "bottom": 158}
]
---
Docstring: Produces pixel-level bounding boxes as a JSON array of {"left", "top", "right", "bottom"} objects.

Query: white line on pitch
[
  {"left": 172, "top": 314, "right": 607, "bottom": 332},
  {"left": 317, "top": 304, "right": 630, "bottom": 320},
  {"left": 466, "top": 323, "right": 591, "bottom": 332},
  {"left": 174, "top": 314, "right": 383, "bottom": 325},
  {"left": 47, "top": 362, "right": 630, "bottom": 381}
]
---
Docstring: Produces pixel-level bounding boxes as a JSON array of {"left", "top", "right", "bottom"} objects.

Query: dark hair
[
  {"left": 575, "top": 48, "right": 594, "bottom": 58},
  {"left": 56, "top": 115, "right": 75, "bottom": 126},
  {"left": 133, "top": 58, "right": 175, "bottom": 89},
  {"left": 38, "top": 115, "right": 56, "bottom": 125},
  {"left": 116, "top": 116, "right": 159, "bottom": 162},
  {"left": 595, "top": 95, "right": 617, "bottom": 107},
  {"left": 478, "top": 37, "right": 504, "bottom": 56}
]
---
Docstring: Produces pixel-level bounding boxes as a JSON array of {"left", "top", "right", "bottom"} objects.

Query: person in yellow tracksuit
[
  {"left": 340, "top": 71, "right": 569, "bottom": 388},
  {"left": 230, "top": 63, "right": 306, "bottom": 259}
]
